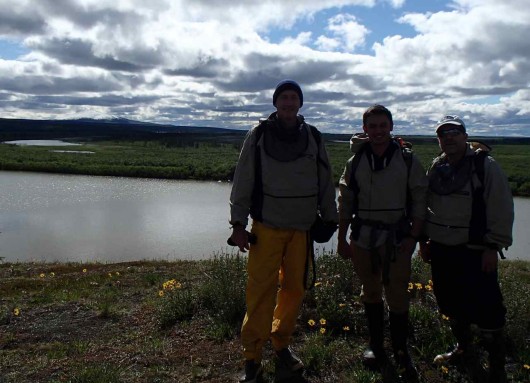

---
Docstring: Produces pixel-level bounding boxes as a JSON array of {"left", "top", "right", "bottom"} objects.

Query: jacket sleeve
[
  {"left": 483, "top": 157, "right": 514, "bottom": 249},
  {"left": 317, "top": 138, "right": 339, "bottom": 223},
  {"left": 229, "top": 129, "right": 256, "bottom": 227},
  {"left": 338, "top": 156, "right": 356, "bottom": 220},
  {"left": 408, "top": 155, "right": 428, "bottom": 220}
]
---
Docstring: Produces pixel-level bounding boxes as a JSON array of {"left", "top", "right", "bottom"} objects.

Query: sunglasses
[{"left": 437, "top": 128, "right": 463, "bottom": 138}]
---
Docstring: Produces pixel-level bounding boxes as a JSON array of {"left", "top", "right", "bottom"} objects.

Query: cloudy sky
[{"left": 1, "top": 0, "right": 529, "bottom": 136}]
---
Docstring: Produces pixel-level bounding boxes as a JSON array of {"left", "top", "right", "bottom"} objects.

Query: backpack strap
[
  {"left": 402, "top": 145, "right": 413, "bottom": 217},
  {"left": 468, "top": 150, "right": 495, "bottom": 251},
  {"left": 249, "top": 120, "right": 268, "bottom": 222}
]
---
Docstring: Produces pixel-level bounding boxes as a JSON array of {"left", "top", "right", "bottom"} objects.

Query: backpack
[{"left": 347, "top": 137, "right": 414, "bottom": 216}]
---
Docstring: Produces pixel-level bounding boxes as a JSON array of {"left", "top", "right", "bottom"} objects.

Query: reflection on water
[
  {"left": 3, "top": 140, "right": 82, "bottom": 146},
  {"left": 0, "top": 171, "right": 527, "bottom": 263}
]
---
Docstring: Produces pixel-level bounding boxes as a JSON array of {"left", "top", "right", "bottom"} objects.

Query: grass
[{"left": 1, "top": 253, "right": 529, "bottom": 382}]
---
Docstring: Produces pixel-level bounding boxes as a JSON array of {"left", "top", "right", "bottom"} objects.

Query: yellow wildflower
[
  {"left": 320, "top": 327, "right": 326, "bottom": 334},
  {"left": 425, "top": 285, "right": 433, "bottom": 291},
  {"left": 163, "top": 279, "right": 181, "bottom": 290},
  {"left": 108, "top": 273, "right": 113, "bottom": 278},
  {"left": 442, "top": 314, "right": 450, "bottom": 321},
  {"left": 308, "top": 319, "right": 315, "bottom": 327},
  {"left": 428, "top": 279, "right": 433, "bottom": 286},
  {"left": 408, "top": 282, "right": 413, "bottom": 290},
  {"left": 343, "top": 326, "right": 350, "bottom": 331},
  {"left": 441, "top": 366, "right": 448, "bottom": 374},
  {"left": 158, "top": 290, "right": 164, "bottom": 297},
  {"left": 39, "top": 273, "right": 45, "bottom": 278},
  {"left": 82, "top": 268, "right": 87, "bottom": 273},
  {"left": 13, "top": 308, "right": 20, "bottom": 316},
  {"left": 415, "top": 283, "right": 423, "bottom": 290},
  {"left": 50, "top": 272, "right": 55, "bottom": 277},
  {"left": 523, "top": 364, "right": 530, "bottom": 370},
  {"left": 314, "top": 281, "right": 322, "bottom": 287},
  {"left": 115, "top": 272, "right": 120, "bottom": 276},
  {"left": 339, "top": 303, "right": 347, "bottom": 308},
  {"left": 320, "top": 318, "right": 326, "bottom": 325}
]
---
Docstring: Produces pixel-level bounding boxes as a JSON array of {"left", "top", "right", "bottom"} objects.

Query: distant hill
[
  {"left": 1, "top": 117, "right": 529, "bottom": 145},
  {"left": 0, "top": 117, "right": 243, "bottom": 141}
]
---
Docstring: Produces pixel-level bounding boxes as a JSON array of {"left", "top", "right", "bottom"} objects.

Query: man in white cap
[{"left": 419, "top": 115, "right": 514, "bottom": 383}]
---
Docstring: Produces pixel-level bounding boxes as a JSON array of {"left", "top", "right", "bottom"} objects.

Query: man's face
[
  {"left": 437, "top": 125, "right": 468, "bottom": 156},
  {"left": 275, "top": 90, "right": 300, "bottom": 121},
  {"left": 363, "top": 114, "right": 393, "bottom": 146}
]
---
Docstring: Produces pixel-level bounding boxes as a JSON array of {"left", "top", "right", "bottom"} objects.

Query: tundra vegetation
[{"left": 0, "top": 254, "right": 529, "bottom": 382}]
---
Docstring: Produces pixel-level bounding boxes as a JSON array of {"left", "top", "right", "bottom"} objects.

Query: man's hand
[
  {"left": 418, "top": 241, "right": 431, "bottom": 263},
  {"left": 337, "top": 239, "right": 353, "bottom": 260},
  {"left": 481, "top": 248, "right": 499, "bottom": 273},
  {"left": 229, "top": 225, "right": 250, "bottom": 253}
]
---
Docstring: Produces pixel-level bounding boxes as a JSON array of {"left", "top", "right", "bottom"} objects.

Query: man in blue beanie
[
  {"left": 229, "top": 80, "right": 338, "bottom": 382},
  {"left": 273, "top": 80, "right": 304, "bottom": 108}
]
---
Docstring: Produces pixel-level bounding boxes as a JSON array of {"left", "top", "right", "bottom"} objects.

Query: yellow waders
[{"left": 241, "top": 221, "right": 308, "bottom": 362}]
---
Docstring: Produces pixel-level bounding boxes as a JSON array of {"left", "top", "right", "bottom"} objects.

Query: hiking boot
[
  {"left": 362, "top": 346, "right": 390, "bottom": 370},
  {"left": 434, "top": 343, "right": 486, "bottom": 381},
  {"left": 433, "top": 344, "right": 467, "bottom": 365},
  {"left": 276, "top": 347, "right": 304, "bottom": 371},
  {"left": 239, "top": 360, "right": 263, "bottom": 383},
  {"left": 274, "top": 348, "right": 304, "bottom": 382}
]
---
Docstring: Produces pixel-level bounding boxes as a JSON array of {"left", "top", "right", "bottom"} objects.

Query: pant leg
[
  {"left": 271, "top": 229, "right": 308, "bottom": 351},
  {"left": 465, "top": 250, "right": 506, "bottom": 330},
  {"left": 351, "top": 243, "right": 384, "bottom": 304},
  {"left": 385, "top": 247, "right": 412, "bottom": 314},
  {"left": 430, "top": 242, "right": 471, "bottom": 322},
  {"left": 241, "top": 221, "right": 285, "bottom": 362}
]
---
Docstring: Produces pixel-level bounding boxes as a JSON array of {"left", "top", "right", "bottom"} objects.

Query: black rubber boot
[
  {"left": 480, "top": 329, "right": 508, "bottom": 383},
  {"left": 389, "top": 311, "right": 418, "bottom": 382},
  {"left": 362, "top": 302, "right": 388, "bottom": 369}
]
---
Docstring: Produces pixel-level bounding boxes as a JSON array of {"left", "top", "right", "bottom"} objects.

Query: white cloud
[
  {"left": 0, "top": 0, "right": 528, "bottom": 135},
  {"left": 318, "top": 14, "right": 369, "bottom": 52},
  {"left": 315, "top": 36, "right": 341, "bottom": 51}
]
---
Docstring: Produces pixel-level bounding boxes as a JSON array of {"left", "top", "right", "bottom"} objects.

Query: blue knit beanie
[{"left": 273, "top": 80, "right": 303, "bottom": 107}]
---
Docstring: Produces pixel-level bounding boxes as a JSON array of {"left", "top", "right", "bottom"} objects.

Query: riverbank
[
  {"left": 1, "top": 254, "right": 529, "bottom": 382},
  {"left": 1, "top": 138, "right": 530, "bottom": 196}
]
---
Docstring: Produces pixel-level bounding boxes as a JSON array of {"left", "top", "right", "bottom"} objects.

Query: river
[{"left": 0, "top": 171, "right": 528, "bottom": 263}]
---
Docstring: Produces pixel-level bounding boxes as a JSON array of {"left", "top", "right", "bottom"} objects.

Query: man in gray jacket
[
  {"left": 419, "top": 115, "right": 514, "bottom": 383},
  {"left": 229, "top": 80, "right": 338, "bottom": 383}
]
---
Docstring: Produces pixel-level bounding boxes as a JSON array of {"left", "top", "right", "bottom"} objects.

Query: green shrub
[
  {"left": 157, "top": 283, "right": 197, "bottom": 329},
  {"left": 198, "top": 253, "right": 247, "bottom": 332}
]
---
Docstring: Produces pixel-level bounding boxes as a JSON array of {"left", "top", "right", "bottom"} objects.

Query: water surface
[{"left": 0, "top": 171, "right": 527, "bottom": 263}]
